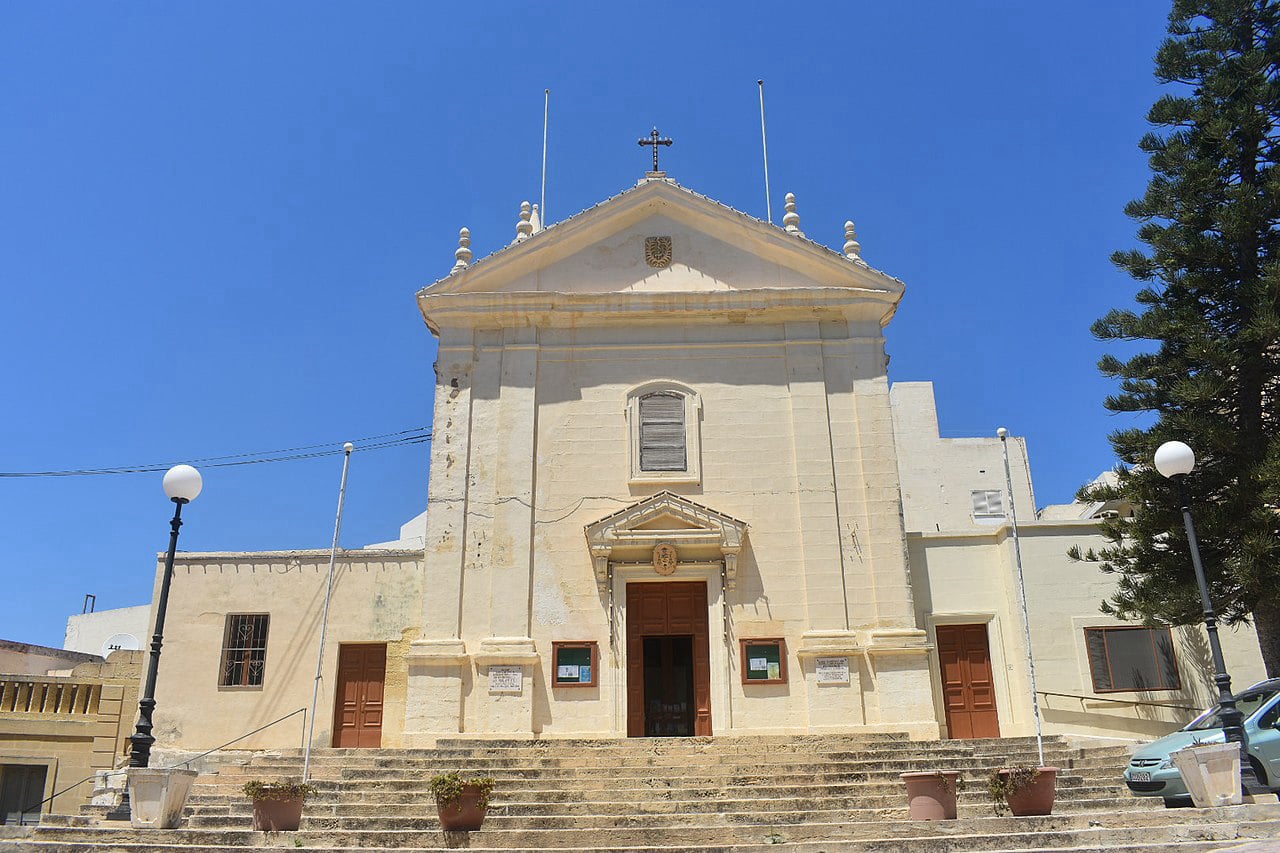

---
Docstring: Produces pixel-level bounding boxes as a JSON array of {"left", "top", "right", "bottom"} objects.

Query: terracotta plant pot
[
  {"left": 251, "top": 796, "right": 305, "bottom": 831},
  {"left": 999, "top": 767, "right": 1058, "bottom": 816},
  {"left": 435, "top": 783, "right": 489, "bottom": 831},
  {"left": 900, "top": 771, "right": 960, "bottom": 820}
]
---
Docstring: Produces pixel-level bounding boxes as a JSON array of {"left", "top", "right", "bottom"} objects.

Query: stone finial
[
  {"left": 843, "top": 220, "right": 865, "bottom": 263},
  {"left": 452, "top": 227, "right": 472, "bottom": 272},
  {"left": 783, "top": 192, "right": 803, "bottom": 236},
  {"left": 516, "top": 201, "right": 534, "bottom": 242},
  {"left": 530, "top": 203, "right": 542, "bottom": 234}
]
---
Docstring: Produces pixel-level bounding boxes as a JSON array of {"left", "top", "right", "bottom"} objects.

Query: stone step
[
  {"left": 173, "top": 801, "right": 1183, "bottom": 832},
  {"left": 167, "top": 791, "right": 1159, "bottom": 820},
  {"left": 186, "top": 773, "right": 1111, "bottom": 799},
  {"left": 0, "top": 842, "right": 1249, "bottom": 853},
  {"left": 226, "top": 750, "right": 1090, "bottom": 773},
  {"left": 14, "top": 810, "right": 1280, "bottom": 850}
]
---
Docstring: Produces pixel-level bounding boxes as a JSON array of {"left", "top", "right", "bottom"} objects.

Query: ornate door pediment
[{"left": 584, "top": 492, "right": 747, "bottom": 589}]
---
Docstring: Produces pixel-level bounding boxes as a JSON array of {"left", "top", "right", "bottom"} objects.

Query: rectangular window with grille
[
  {"left": 971, "top": 489, "right": 1005, "bottom": 519},
  {"left": 1084, "top": 626, "right": 1180, "bottom": 692},
  {"left": 219, "top": 614, "right": 269, "bottom": 688},
  {"left": 639, "top": 392, "right": 686, "bottom": 471}
]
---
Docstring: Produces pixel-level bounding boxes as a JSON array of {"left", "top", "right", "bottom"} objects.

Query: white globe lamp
[
  {"left": 162, "top": 464, "right": 203, "bottom": 502},
  {"left": 1154, "top": 441, "right": 1195, "bottom": 479}
]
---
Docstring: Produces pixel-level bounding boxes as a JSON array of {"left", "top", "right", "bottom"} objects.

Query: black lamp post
[
  {"left": 127, "top": 463, "right": 202, "bottom": 768},
  {"left": 1154, "top": 441, "right": 1267, "bottom": 796}
]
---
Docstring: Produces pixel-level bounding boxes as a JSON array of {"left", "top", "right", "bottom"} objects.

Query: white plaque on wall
[
  {"left": 815, "top": 656, "right": 850, "bottom": 685},
  {"left": 488, "top": 665, "right": 524, "bottom": 693}
]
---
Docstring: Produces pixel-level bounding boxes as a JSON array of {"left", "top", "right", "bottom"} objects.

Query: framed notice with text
[
  {"left": 488, "top": 665, "right": 524, "bottom": 694},
  {"left": 551, "top": 641, "right": 598, "bottom": 688},
  {"left": 740, "top": 638, "right": 787, "bottom": 685},
  {"left": 815, "top": 656, "right": 851, "bottom": 685}
]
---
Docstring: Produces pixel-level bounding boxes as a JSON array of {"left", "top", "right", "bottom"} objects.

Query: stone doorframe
[
  {"left": 611, "top": 567, "right": 729, "bottom": 737},
  {"left": 584, "top": 492, "right": 747, "bottom": 736}
]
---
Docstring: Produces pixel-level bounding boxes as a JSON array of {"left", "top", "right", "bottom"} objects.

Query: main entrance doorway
[
  {"left": 332, "top": 643, "right": 386, "bottom": 747},
  {"left": 936, "top": 623, "right": 1001, "bottom": 739},
  {"left": 626, "top": 581, "right": 712, "bottom": 737}
]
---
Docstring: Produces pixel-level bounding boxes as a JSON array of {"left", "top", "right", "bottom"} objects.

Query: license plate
[{"left": 1131, "top": 772, "right": 1152, "bottom": 782}]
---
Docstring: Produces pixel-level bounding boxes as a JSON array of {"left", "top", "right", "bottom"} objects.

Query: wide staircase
[{"left": 2, "top": 734, "right": 1279, "bottom": 851}]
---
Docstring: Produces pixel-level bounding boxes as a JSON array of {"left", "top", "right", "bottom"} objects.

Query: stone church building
[{"left": 140, "top": 174, "right": 1266, "bottom": 753}]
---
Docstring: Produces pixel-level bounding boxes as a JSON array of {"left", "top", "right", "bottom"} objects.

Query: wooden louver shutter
[{"left": 639, "top": 393, "right": 686, "bottom": 471}]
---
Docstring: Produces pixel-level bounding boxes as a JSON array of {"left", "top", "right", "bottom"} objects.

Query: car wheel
[
  {"left": 1163, "top": 797, "right": 1193, "bottom": 809},
  {"left": 1249, "top": 757, "right": 1268, "bottom": 787}
]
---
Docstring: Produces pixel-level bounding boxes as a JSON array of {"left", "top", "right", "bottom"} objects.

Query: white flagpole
[
  {"left": 303, "top": 441, "right": 354, "bottom": 782},
  {"left": 999, "top": 428, "right": 1045, "bottom": 766},
  {"left": 758, "top": 79, "right": 773, "bottom": 224},
  {"left": 541, "top": 88, "right": 550, "bottom": 223}
]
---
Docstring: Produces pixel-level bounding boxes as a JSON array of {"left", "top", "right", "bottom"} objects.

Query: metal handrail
[
  {"left": 19, "top": 706, "right": 307, "bottom": 823},
  {"left": 1038, "top": 689, "right": 1200, "bottom": 712}
]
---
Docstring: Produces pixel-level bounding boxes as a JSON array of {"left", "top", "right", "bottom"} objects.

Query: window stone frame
[{"left": 626, "top": 380, "right": 701, "bottom": 485}]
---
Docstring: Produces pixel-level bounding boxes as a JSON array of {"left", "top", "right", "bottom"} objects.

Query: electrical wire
[{"left": 0, "top": 428, "right": 432, "bottom": 478}]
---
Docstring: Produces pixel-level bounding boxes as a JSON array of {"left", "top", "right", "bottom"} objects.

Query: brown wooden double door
[
  {"left": 626, "top": 582, "right": 712, "bottom": 737},
  {"left": 936, "top": 623, "right": 1000, "bottom": 739},
  {"left": 332, "top": 643, "right": 385, "bottom": 748}
]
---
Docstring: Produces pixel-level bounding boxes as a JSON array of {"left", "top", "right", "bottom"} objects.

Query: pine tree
[{"left": 1079, "top": 0, "right": 1280, "bottom": 677}]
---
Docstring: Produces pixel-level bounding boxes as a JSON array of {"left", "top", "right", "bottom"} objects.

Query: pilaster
[{"left": 784, "top": 322, "right": 844, "bottom": 632}]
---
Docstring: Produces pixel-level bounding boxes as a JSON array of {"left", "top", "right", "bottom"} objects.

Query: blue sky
[{"left": 2, "top": 2, "right": 1171, "bottom": 648}]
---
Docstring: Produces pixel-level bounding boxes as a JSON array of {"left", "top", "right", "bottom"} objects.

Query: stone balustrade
[{"left": 0, "top": 676, "right": 102, "bottom": 717}]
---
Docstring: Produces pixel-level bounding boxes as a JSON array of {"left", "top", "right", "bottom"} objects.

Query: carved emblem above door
[{"left": 652, "top": 542, "right": 678, "bottom": 576}]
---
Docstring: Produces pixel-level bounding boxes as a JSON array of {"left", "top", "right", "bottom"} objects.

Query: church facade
[{"left": 141, "top": 175, "right": 1267, "bottom": 753}]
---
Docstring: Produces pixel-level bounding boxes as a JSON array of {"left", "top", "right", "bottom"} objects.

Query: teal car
[{"left": 1124, "top": 678, "right": 1280, "bottom": 805}]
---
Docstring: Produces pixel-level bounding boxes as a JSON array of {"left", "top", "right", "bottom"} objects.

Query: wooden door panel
[
  {"left": 935, "top": 624, "right": 1000, "bottom": 739},
  {"left": 626, "top": 582, "right": 712, "bottom": 737},
  {"left": 332, "top": 644, "right": 386, "bottom": 748}
]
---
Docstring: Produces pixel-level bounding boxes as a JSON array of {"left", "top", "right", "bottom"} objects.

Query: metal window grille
[
  {"left": 1084, "top": 626, "right": 1180, "bottom": 692},
  {"left": 639, "top": 392, "right": 686, "bottom": 471},
  {"left": 219, "top": 614, "right": 269, "bottom": 687},
  {"left": 971, "top": 489, "right": 1005, "bottom": 518}
]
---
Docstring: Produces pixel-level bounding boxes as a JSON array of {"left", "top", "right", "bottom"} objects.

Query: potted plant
[
  {"left": 242, "top": 780, "right": 317, "bottom": 831},
  {"left": 986, "top": 766, "right": 1058, "bottom": 816},
  {"left": 429, "top": 771, "right": 495, "bottom": 831},
  {"left": 899, "top": 770, "right": 964, "bottom": 820}
]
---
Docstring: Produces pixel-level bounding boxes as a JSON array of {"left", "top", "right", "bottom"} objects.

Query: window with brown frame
[
  {"left": 740, "top": 638, "right": 787, "bottom": 685},
  {"left": 551, "top": 642, "right": 598, "bottom": 688},
  {"left": 219, "top": 614, "right": 269, "bottom": 688},
  {"left": 1084, "top": 626, "right": 1180, "bottom": 693}
]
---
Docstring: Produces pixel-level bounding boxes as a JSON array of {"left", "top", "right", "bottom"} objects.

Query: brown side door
[
  {"left": 332, "top": 643, "right": 386, "bottom": 748},
  {"left": 626, "top": 581, "right": 712, "bottom": 737},
  {"left": 936, "top": 624, "right": 1000, "bottom": 739}
]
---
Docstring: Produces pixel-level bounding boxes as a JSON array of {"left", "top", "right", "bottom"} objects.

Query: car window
[
  {"left": 1185, "top": 689, "right": 1279, "bottom": 731},
  {"left": 1258, "top": 700, "right": 1280, "bottom": 730}
]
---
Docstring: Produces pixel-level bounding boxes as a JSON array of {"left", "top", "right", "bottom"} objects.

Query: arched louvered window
[
  {"left": 627, "top": 382, "right": 701, "bottom": 484},
  {"left": 638, "top": 392, "right": 686, "bottom": 471}
]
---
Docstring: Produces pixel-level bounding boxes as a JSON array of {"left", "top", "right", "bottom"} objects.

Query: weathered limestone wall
[
  {"left": 0, "top": 650, "right": 141, "bottom": 818},
  {"left": 149, "top": 550, "right": 424, "bottom": 751},
  {"left": 408, "top": 306, "right": 937, "bottom": 742}
]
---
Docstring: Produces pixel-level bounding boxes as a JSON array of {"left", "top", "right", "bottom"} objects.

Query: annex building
[{"left": 126, "top": 172, "right": 1266, "bottom": 755}]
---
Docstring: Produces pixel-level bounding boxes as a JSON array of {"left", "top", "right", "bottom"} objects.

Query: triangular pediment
[
  {"left": 633, "top": 513, "right": 705, "bottom": 532},
  {"left": 584, "top": 492, "right": 747, "bottom": 589},
  {"left": 420, "top": 179, "right": 902, "bottom": 300}
]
